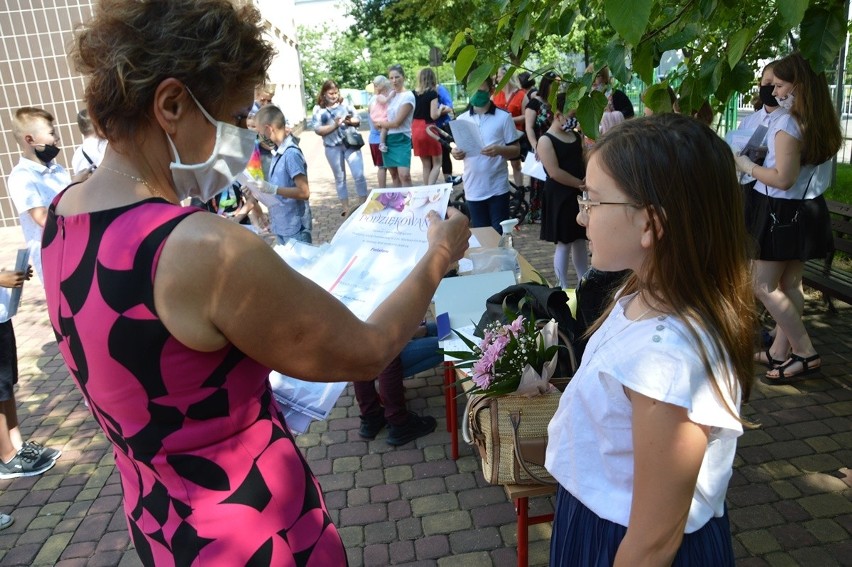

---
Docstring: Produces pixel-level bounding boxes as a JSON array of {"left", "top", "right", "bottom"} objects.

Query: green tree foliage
[
  {"left": 352, "top": 0, "right": 849, "bottom": 138},
  {"left": 297, "top": 23, "right": 455, "bottom": 109}
]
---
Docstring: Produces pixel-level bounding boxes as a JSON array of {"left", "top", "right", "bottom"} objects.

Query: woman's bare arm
[
  {"left": 155, "top": 209, "right": 469, "bottom": 382},
  {"left": 752, "top": 130, "right": 801, "bottom": 190}
]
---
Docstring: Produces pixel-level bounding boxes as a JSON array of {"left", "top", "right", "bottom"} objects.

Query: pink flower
[
  {"left": 378, "top": 192, "right": 406, "bottom": 211},
  {"left": 508, "top": 315, "right": 525, "bottom": 336},
  {"left": 472, "top": 370, "right": 492, "bottom": 389}
]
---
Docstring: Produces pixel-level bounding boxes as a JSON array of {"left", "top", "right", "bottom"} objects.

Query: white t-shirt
[
  {"left": 728, "top": 107, "right": 788, "bottom": 184},
  {"left": 71, "top": 137, "right": 108, "bottom": 174},
  {"left": 7, "top": 157, "right": 70, "bottom": 282},
  {"left": 455, "top": 106, "right": 520, "bottom": 201},
  {"left": 755, "top": 113, "right": 831, "bottom": 200},
  {"left": 545, "top": 293, "right": 743, "bottom": 534},
  {"left": 387, "top": 90, "right": 415, "bottom": 135}
]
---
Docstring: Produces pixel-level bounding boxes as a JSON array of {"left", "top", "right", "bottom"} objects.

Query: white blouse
[{"left": 545, "top": 293, "right": 743, "bottom": 533}]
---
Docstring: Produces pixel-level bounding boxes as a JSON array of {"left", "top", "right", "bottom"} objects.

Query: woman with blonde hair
[
  {"left": 547, "top": 114, "right": 755, "bottom": 565},
  {"left": 735, "top": 52, "right": 842, "bottom": 383},
  {"left": 412, "top": 67, "right": 445, "bottom": 185},
  {"left": 43, "top": 1, "right": 470, "bottom": 564}
]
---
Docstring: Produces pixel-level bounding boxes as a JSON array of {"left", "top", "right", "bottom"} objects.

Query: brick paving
[{"left": 0, "top": 130, "right": 850, "bottom": 566}]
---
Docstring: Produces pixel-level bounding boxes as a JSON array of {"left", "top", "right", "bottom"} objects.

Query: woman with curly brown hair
[{"left": 41, "top": 1, "right": 470, "bottom": 564}]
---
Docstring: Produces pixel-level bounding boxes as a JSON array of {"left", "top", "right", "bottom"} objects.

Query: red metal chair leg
[
  {"left": 516, "top": 496, "right": 529, "bottom": 567},
  {"left": 444, "top": 361, "right": 458, "bottom": 459}
]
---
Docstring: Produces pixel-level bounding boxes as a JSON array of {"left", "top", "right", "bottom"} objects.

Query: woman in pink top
[{"left": 41, "top": 1, "right": 470, "bottom": 565}]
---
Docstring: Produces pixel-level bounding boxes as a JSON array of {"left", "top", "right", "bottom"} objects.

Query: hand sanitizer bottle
[{"left": 498, "top": 218, "right": 521, "bottom": 282}]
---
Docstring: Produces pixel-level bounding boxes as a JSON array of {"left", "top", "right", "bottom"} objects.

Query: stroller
[{"left": 425, "top": 124, "right": 530, "bottom": 224}]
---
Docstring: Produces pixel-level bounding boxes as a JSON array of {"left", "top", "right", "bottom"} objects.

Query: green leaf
[
  {"left": 495, "top": 66, "right": 517, "bottom": 95},
  {"left": 454, "top": 45, "right": 477, "bottom": 82},
  {"left": 777, "top": 0, "right": 808, "bottom": 28},
  {"left": 677, "top": 75, "right": 703, "bottom": 116},
  {"left": 510, "top": 13, "right": 532, "bottom": 55},
  {"left": 633, "top": 41, "right": 657, "bottom": 84},
  {"left": 711, "top": 59, "right": 727, "bottom": 98},
  {"left": 643, "top": 82, "right": 674, "bottom": 114},
  {"left": 556, "top": 8, "right": 578, "bottom": 36},
  {"left": 657, "top": 23, "right": 701, "bottom": 53},
  {"left": 726, "top": 28, "right": 751, "bottom": 69},
  {"left": 576, "top": 90, "right": 608, "bottom": 141},
  {"left": 447, "top": 31, "right": 467, "bottom": 60},
  {"left": 564, "top": 82, "right": 587, "bottom": 107},
  {"left": 604, "top": 0, "right": 653, "bottom": 46},
  {"left": 466, "top": 61, "right": 494, "bottom": 89},
  {"left": 699, "top": 56, "right": 721, "bottom": 93},
  {"left": 698, "top": 0, "right": 718, "bottom": 19},
  {"left": 602, "top": 40, "right": 630, "bottom": 84},
  {"left": 799, "top": 4, "right": 846, "bottom": 74}
]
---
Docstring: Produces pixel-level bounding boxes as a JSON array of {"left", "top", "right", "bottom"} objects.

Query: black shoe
[
  {"left": 358, "top": 412, "right": 386, "bottom": 439},
  {"left": 386, "top": 414, "right": 437, "bottom": 446}
]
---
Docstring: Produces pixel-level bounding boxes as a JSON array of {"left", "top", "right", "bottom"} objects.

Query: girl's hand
[{"left": 0, "top": 268, "right": 30, "bottom": 288}]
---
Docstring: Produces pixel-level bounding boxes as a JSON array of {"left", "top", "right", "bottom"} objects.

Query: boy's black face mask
[
  {"left": 759, "top": 85, "right": 778, "bottom": 108},
  {"left": 34, "top": 143, "right": 60, "bottom": 164}
]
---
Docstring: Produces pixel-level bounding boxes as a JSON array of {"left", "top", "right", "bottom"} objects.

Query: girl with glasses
[{"left": 546, "top": 113, "right": 755, "bottom": 566}]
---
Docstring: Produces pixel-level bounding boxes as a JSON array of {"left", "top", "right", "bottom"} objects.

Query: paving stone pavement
[{"left": 0, "top": 130, "right": 850, "bottom": 566}]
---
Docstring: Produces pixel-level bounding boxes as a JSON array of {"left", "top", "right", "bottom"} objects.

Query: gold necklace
[{"left": 99, "top": 165, "right": 173, "bottom": 203}]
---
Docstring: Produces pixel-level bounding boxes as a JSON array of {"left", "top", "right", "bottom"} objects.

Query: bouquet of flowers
[{"left": 444, "top": 308, "right": 562, "bottom": 398}]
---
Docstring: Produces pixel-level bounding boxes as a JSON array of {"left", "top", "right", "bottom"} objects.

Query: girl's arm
[
  {"left": 525, "top": 106, "right": 538, "bottom": 152},
  {"left": 380, "top": 102, "right": 413, "bottom": 130},
  {"left": 429, "top": 97, "right": 441, "bottom": 121},
  {"left": 538, "top": 135, "right": 583, "bottom": 188},
  {"left": 315, "top": 109, "right": 343, "bottom": 137},
  {"left": 751, "top": 130, "right": 801, "bottom": 190},
  {"left": 613, "top": 389, "right": 709, "bottom": 567}
]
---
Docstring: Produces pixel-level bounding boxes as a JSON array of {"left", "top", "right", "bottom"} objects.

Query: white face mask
[
  {"left": 776, "top": 90, "right": 795, "bottom": 110},
  {"left": 167, "top": 88, "right": 256, "bottom": 202}
]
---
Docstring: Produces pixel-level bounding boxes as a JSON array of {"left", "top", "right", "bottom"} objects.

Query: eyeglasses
[{"left": 577, "top": 191, "right": 638, "bottom": 215}]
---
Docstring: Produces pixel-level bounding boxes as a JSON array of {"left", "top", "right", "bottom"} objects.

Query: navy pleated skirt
[{"left": 550, "top": 486, "right": 735, "bottom": 566}]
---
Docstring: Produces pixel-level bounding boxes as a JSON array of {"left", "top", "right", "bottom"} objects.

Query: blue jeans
[
  {"left": 276, "top": 227, "right": 312, "bottom": 245},
  {"left": 400, "top": 322, "right": 441, "bottom": 376},
  {"left": 467, "top": 193, "right": 510, "bottom": 233},
  {"left": 324, "top": 143, "right": 368, "bottom": 201}
]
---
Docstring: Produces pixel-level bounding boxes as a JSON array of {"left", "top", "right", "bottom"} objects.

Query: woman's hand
[
  {"left": 451, "top": 148, "right": 466, "bottom": 161},
  {"left": 733, "top": 152, "right": 756, "bottom": 176},
  {"left": 426, "top": 208, "right": 470, "bottom": 265}
]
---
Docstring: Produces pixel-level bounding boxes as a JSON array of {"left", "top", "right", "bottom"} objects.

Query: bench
[{"left": 803, "top": 199, "right": 852, "bottom": 312}]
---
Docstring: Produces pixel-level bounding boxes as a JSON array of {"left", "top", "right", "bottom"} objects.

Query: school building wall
[{"left": 0, "top": 0, "right": 306, "bottom": 228}]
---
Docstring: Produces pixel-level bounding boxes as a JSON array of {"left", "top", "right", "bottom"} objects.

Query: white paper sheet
[
  {"left": 0, "top": 249, "right": 30, "bottom": 320},
  {"left": 521, "top": 152, "right": 547, "bottom": 181},
  {"left": 449, "top": 120, "right": 484, "bottom": 155},
  {"left": 271, "top": 185, "right": 452, "bottom": 431}
]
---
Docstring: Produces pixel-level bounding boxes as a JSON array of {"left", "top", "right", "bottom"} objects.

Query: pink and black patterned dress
[{"left": 42, "top": 195, "right": 346, "bottom": 566}]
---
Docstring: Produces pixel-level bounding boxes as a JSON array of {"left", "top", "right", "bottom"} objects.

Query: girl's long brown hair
[
  {"left": 773, "top": 52, "right": 842, "bottom": 165},
  {"left": 588, "top": 114, "right": 757, "bottom": 421}
]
